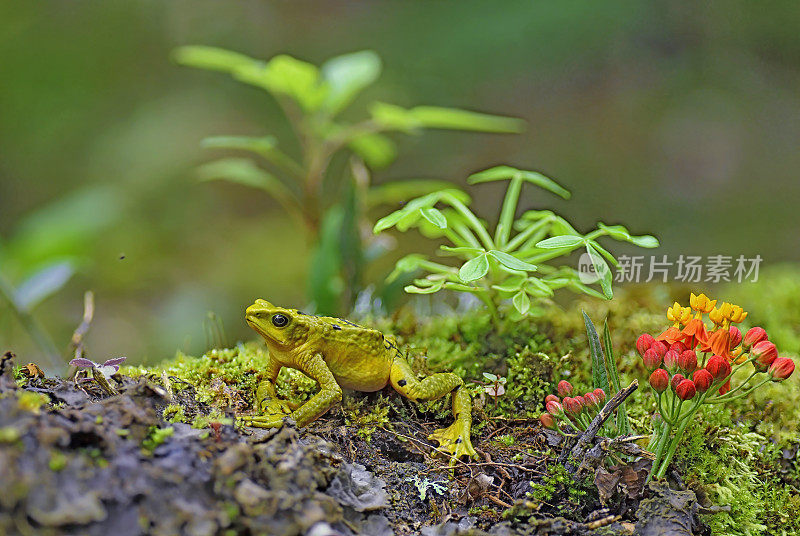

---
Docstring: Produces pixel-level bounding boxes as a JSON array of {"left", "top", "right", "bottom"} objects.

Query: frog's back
[{"left": 301, "top": 313, "right": 396, "bottom": 392}]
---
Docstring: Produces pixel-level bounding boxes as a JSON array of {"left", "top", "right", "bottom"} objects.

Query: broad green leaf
[
  {"left": 458, "top": 254, "right": 489, "bottom": 282},
  {"left": 308, "top": 207, "right": 345, "bottom": 314},
  {"left": 597, "top": 222, "right": 659, "bottom": 248},
  {"left": 366, "top": 179, "right": 454, "bottom": 208},
  {"left": 172, "top": 45, "right": 257, "bottom": 73},
  {"left": 536, "top": 235, "right": 585, "bottom": 249},
  {"left": 201, "top": 135, "right": 277, "bottom": 156},
  {"left": 420, "top": 208, "right": 447, "bottom": 229},
  {"left": 585, "top": 243, "right": 613, "bottom": 299},
  {"left": 321, "top": 50, "right": 381, "bottom": 113},
  {"left": 348, "top": 133, "right": 397, "bottom": 170},
  {"left": 483, "top": 372, "right": 498, "bottom": 382},
  {"left": 468, "top": 166, "right": 570, "bottom": 199},
  {"left": 488, "top": 250, "right": 537, "bottom": 272},
  {"left": 197, "top": 158, "right": 294, "bottom": 201},
  {"left": 15, "top": 261, "right": 74, "bottom": 311},
  {"left": 234, "top": 54, "right": 328, "bottom": 111},
  {"left": 513, "top": 290, "right": 531, "bottom": 315}
]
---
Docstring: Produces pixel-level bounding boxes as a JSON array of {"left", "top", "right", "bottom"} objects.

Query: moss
[
  {"left": 525, "top": 462, "right": 594, "bottom": 519},
  {"left": 162, "top": 404, "right": 186, "bottom": 423},
  {"left": 675, "top": 407, "right": 800, "bottom": 536},
  {"left": 142, "top": 426, "right": 175, "bottom": 452},
  {"left": 16, "top": 390, "right": 49, "bottom": 413},
  {"left": 0, "top": 426, "right": 21, "bottom": 443},
  {"left": 342, "top": 394, "right": 391, "bottom": 441},
  {"left": 49, "top": 451, "right": 68, "bottom": 472}
]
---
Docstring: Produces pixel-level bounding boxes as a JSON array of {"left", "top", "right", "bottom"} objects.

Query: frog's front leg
[
  {"left": 241, "top": 353, "right": 342, "bottom": 429},
  {"left": 239, "top": 354, "right": 291, "bottom": 428},
  {"left": 390, "top": 355, "right": 477, "bottom": 464}
]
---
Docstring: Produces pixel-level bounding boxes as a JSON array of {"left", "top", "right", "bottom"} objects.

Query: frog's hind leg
[{"left": 390, "top": 355, "right": 476, "bottom": 464}]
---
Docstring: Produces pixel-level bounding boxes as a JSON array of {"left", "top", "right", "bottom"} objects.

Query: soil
[{"left": 0, "top": 355, "right": 706, "bottom": 536}]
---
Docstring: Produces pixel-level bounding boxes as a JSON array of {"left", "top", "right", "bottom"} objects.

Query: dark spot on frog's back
[{"left": 332, "top": 324, "right": 341, "bottom": 331}]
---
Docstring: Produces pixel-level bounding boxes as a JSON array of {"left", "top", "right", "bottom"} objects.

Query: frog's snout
[{"left": 245, "top": 299, "right": 274, "bottom": 321}]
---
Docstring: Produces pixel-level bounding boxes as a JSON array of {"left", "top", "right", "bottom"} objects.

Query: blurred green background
[{"left": 2, "top": 0, "right": 800, "bottom": 364}]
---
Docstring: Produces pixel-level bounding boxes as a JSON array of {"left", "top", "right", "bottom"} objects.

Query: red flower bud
[
  {"left": 769, "top": 357, "right": 795, "bottom": 381},
  {"left": 663, "top": 350, "right": 680, "bottom": 371},
  {"left": 676, "top": 379, "right": 696, "bottom": 401},
  {"left": 743, "top": 327, "right": 768, "bottom": 350},
  {"left": 706, "top": 355, "right": 732, "bottom": 381},
  {"left": 692, "top": 369, "right": 713, "bottom": 393},
  {"left": 636, "top": 333, "right": 655, "bottom": 356},
  {"left": 718, "top": 379, "right": 731, "bottom": 395},
  {"left": 557, "top": 380, "right": 573, "bottom": 397},
  {"left": 563, "top": 397, "right": 583, "bottom": 417},
  {"left": 671, "top": 373, "right": 686, "bottom": 392},
  {"left": 669, "top": 341, "right": 687, "bottom": 354},
  {"left": 728, "top": 326, "right": 742, "bottom": 350},
  {"left": 593, "top": 388, "right": 606, "bottom": 404},
  {"left": 540, "top": 413, "right": 557, "bottom": 429},
  {"left": 584, "top": 392, "right": 601, "bottom": 411},
  {"left": 643, "top": 348, "right": 662, "bottom": 371},
  {"left": 651, "top": 341, "right": 668, "bottom": 358},
  {"left": 574, "top": 395, "right": 587, "bottom": 409},
  {"left": 545, "top": 394, "right": 560, "bottom": 405},
  {"left": 546, "top": 400, "right": 564, "bottom": 417},
  {"left": 649, "top": 369, "right": 669, "bottom": 393},
  {"left": 752, "top": 341, "right": 778, "bottom": 371},
  {"left": 678, "top": 350, "right": 698, "bottom": 373}
]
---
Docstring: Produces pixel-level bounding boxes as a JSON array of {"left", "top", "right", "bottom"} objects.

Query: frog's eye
[{"left": 271, "top": 313, "right": 289, "bottom": 328}]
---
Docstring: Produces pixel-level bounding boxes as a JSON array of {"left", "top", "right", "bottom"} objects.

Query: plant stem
[
  {"left": 504, "top": 216, "right": 554, "bottom": 252},
  {"left": 704, "top": 378, "right": 771, "bottom": 404},
  {"left": 495, "top": 175, "right": 522, "bottom": 248},
  {"left": 447, "top": 197, "right": 495, "bottom": 250}
]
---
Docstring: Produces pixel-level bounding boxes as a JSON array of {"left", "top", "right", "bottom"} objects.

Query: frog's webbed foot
[
  {"left": 428, "top": 420, "right": 477, "bottom": 465},
  {"left": 239, "top": 399, "right": 292, "bottom": 429}
]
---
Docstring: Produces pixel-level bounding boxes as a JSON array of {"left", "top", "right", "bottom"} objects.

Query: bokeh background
[{"left": 2, "top": 0, "right": 800, "bottom": 365}]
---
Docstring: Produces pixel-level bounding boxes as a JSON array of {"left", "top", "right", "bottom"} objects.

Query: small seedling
[{"left": 70, "top": 356, "right": 127, "bottom": 395}]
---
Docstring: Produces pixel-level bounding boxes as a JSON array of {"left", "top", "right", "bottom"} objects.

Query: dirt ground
[{"left": 0, "top": 354, "right": 705, "bottom": 536}]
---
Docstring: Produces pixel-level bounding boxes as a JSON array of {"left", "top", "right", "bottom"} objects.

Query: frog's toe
[
  {"left": 238, "top": 414, "right": 286, "bottom": 429},
  {"left": 428, "top": 422, "right": 477, "bottom": 465}
]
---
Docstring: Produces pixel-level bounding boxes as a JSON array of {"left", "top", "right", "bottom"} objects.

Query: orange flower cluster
[{"left": 639, "top": 293, "right": 796, "bottom": 480}]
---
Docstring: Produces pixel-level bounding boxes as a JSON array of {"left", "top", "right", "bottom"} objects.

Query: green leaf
[
  {"left": 585, "top": 243, "right": 613, "bottom": 299},
  {"left": 172, "top": 45, "right": 257, "bottom": 73},
  {"left": 488, "top": 250, "right": 537, "bottom": 272},
  {"left": 370, "top": 103, "right": 525, "bottom": 133},
  {"left": 370, "top": 102, "right": 421, "bottom": 132},
  {"left": 420, "top": 208, "right": 447, "bottom": 229},
  {"left": 602, "top": 319, "right": 632, "bottom": 435},
  {"left": 483, "top": 372, "right": 498, "bottom": 382},
  {"left": 308, "top": 207, "right": 345, "bottom": 314},
  {"left": 536, "top": 235, "right": 585, "bottom": 249},
  {"left": 15, "top": 261, "right": 75, "bottom": 311},
  {"left": 387, "top": 254, "right": 427, "bottom": 282},
  {"left": 321, "top": 50, "right": 381, "bottom": 114},
  {"left": 405, "top": 279, "right": 444, "bottom": 294},
  {"left": 468, "top": 166, "right": 570, "bottom": 199},
  {"left": 348, "top": 133, "right": 397, "bottom": 170},
  {"left": 439, "top": 245, "right": 485, "bottom": 256},
  {"left": 234, "top": 54, "right": 328, "bottom": 111},
  {"left": 491, "top": 283, "right": 523, "bottom": 293},
  {"left": 597, "top": 222, "right": 659, "bottom": 248},
  {"left": 366, "top": 179, "right": 454, "bottom": 208},
  {"left": 525, "top": 276, "right": 555, "bottom": 297},
  {"left": 373, "top": 210, "right": 408, "bottom": 234},
  {"left": 409, "top": 106, "right": 525, "bottom": 133},
  {"left": 584, "top": 311, "right": 611, "bottom": 395},
  {"left": 513, "top": 290, "right": 531, "bottom": 316},
  {"left": 197, "top": 158, "right": 294, "bottom": 200},
  {"left": 458, "top": 254, "right": 489, "bottom": 282},
  {"left": 201, "top": 135, "right": 277, "bottom": 156}
]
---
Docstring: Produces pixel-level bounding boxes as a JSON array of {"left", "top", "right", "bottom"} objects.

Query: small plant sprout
[
  {"left": 639, "top": 293, "right": 796, "bottom": 481},
  {"left": 376, "top": 165, "right": 659, "bottom": 320},
  {"left": 477, "top": 372, "right": 507, "bottom": 410},
  {"left": 70, "top": 356, "right": 127, "bottom": 395}
]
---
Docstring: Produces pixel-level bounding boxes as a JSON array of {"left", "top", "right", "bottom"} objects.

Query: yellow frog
[{"left": 240, "top": 299, "right": 477, "bottom": 463}]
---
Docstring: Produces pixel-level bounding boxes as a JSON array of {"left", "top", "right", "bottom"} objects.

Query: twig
[
  {"left": 562, "top": 380, "right": 639, "bottom": 472},
  {"left": 69, "top": 291, "right": 95, "bottom": 361}
]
